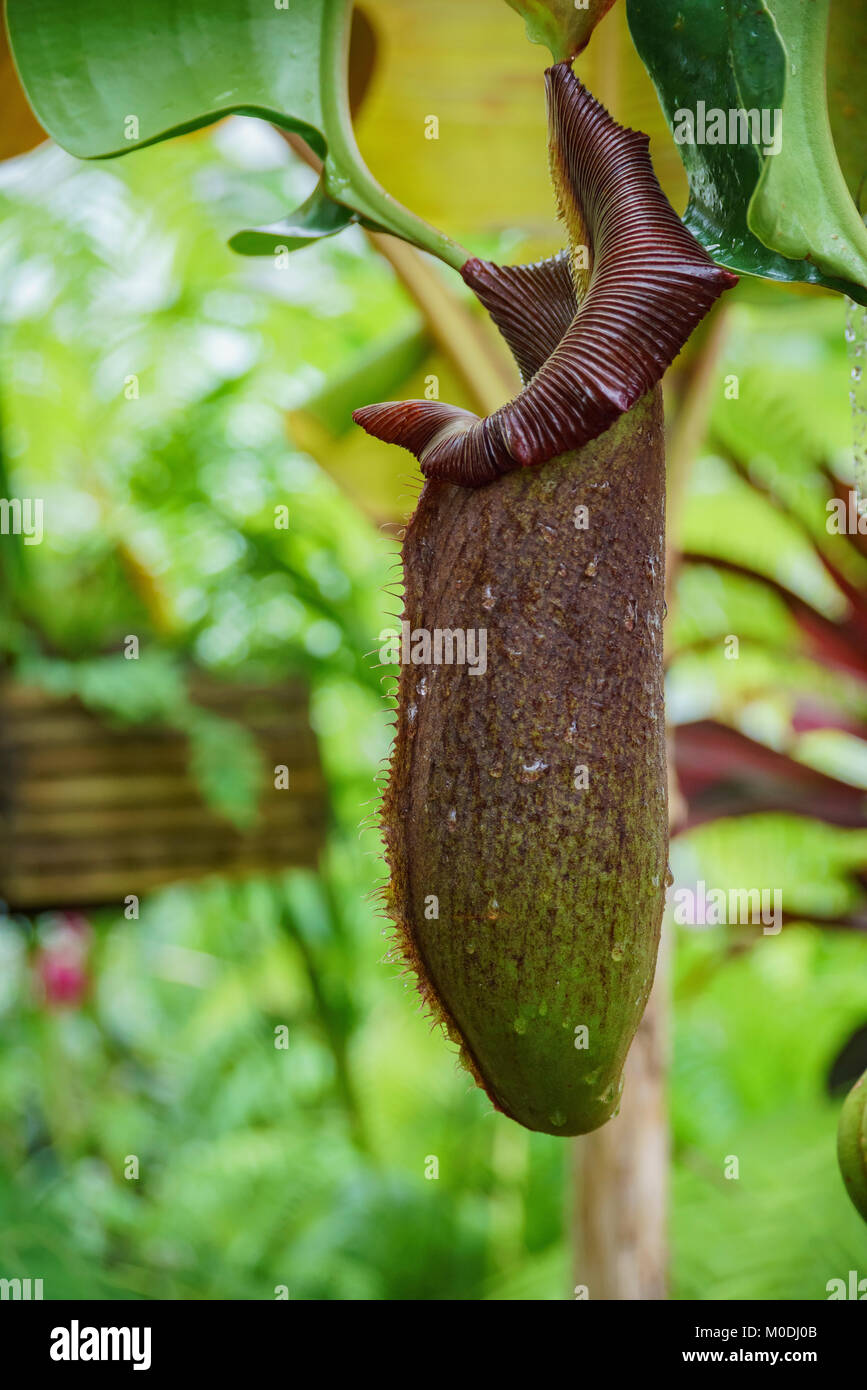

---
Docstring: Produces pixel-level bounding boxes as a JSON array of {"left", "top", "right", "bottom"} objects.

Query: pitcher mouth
[{"left": 354, "top": 63, "right": 737, "bottom": 489}]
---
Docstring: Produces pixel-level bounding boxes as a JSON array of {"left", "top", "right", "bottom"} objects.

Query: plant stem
[
  {"left": 664, "top": 304, "right": 731, "bottom": 615},
  {"left": 277, "top": 127, "right": 516, "bottom": 414},
  {"left": 573, "top": 930, "right": 670, "bottom": 1300},
  {"left": 319, "top": 0, "right": 469, "bottom": 271}
]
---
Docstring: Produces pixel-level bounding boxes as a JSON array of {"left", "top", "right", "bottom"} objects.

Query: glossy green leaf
[
  {"left": 749, "top": 0, "right": 867, "bottom": 291},
  {"left": 5, "top": 0, "right": 465, "bottom": 268},
  {"left": 6, "top": 0, "right": 328, "bottom": 158},
  {"left": 229, "top": 180, "right": 360, "bottom": 256},
  {"left": 626, "top": 0, "right": 867, "bottom": 304},
  {"left": 827, "top": 0, "right": 867, "bottom": 207}
]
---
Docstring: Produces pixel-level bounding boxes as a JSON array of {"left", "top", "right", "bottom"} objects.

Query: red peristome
[{"left": 353, "top": 65, "right": 737, "bottom": 488}]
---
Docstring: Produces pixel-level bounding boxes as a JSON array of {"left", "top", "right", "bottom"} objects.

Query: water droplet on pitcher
[
  {"left": 549, "top": 1109, "right": 567, "bottom": 1128},
  {"left": 513, "top": 1016, "right": 527, "bottom": 1035},
  {"left": 517, "top": 758, "right": 549, "bottom": 783},
  {"left": 611, "top": 944, "right": 624, "bottom": 961}
]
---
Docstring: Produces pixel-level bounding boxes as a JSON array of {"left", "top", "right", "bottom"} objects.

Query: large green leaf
[
  {"left": 6, "top": 0, "right": 328, "bottom": 157},
  {"left": 827, "top": 0, "right": 867, "bottom": 207},
  {"left": 748, "top": 0, "right": 867, "bottom": 291},
  {"left": 5, "top": 0, "right": 464, "bottom": 267},
  {"left": 627, "top": 0, "right": 867, "bottom": 304}
]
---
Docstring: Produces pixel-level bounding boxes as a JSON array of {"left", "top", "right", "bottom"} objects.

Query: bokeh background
[{"left": 0, "top": 0, "right": 865, "bottom": 1300}]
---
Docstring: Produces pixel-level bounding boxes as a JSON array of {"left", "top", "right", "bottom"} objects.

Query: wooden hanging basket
[{"left": 0, "top": 676, "right": 328, "bottom": 911}]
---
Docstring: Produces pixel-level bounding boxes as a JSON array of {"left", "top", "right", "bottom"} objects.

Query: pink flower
[{"left": 34, "top": 913, "right": 91, "bottom": 1009}]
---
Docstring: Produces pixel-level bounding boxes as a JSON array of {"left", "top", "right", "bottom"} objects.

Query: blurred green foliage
[{"left": 0, "top": 114, "right": 864, "bottom": 1301}]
